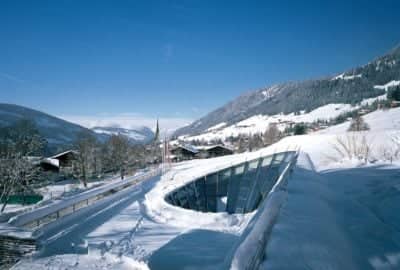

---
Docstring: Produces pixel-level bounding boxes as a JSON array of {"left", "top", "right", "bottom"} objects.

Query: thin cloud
[
  {"left": 59, "top": 113, "right": 193, "bottom": 135},
  {"left": 0, "top": 72, "right": 24, "bottom": 83}
]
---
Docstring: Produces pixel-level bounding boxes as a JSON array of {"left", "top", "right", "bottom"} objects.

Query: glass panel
[
  {"left": 226, "top": 168, "right": 243, "bottom": 214},
  {"left": 185, "top": 186, "right": 198, "bottom": 210},
  {"left": 262, "top": 156, "right": 273, "bottom": 167},
  {"left": 273, "top": 153, "right": 286, "bottom": 164},
  {"left": 194, "top": 177, "right": 207, "bottom": 212},
  {"left": 216, "top": 169, "right": 230, "bottom": 196},
  {"left": 234, "top": 164, "right": 245, "bottom": 175},
  {"left": 248, "top": 160, "right": 259, "bottom": 171}
]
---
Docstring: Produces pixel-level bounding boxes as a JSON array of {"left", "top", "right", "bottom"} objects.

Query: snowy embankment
[
  {"left": 231, "top": 107, "right": 400, "bottom": 269},
  {"left": 260, "top": 153, "right": 400, "bottom": 270},
  {"left": 143, "top": 145, "right": 299, "bottom": 233},
  {"left": 12, "top": 253, "right": 149, "bottom": 270}
]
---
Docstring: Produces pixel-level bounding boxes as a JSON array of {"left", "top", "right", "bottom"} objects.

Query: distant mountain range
[
  {"left": 0, "top": 104, "right": 154, "bottom": 154},
  {"left": 92, "top": 126, "right": 154, "bottom": 144},
  {"left": 174, "top": 44, "right": 400, "bottom": 137}
]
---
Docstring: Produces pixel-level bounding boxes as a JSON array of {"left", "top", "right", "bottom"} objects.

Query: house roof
[
  {"left": 173, "top": 144, "right": 234, "bottom": 154},
  {"left": 41, "top": 158, "right": 60, "bottom": 168},
  {"left": 172, "top": 144, "right": 199, "bottom": 154},
  {"left": 50, "top": 150, "right": 78, "bottom": 159},
  {"left": 196, "top": 144, "right": 234, "bottom": 152}
]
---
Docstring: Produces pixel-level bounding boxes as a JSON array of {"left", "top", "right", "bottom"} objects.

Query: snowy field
[
  {"left": 178, "top": 93, "right": 395, "bottom": 143},
  {"left": 11, "top": 107, "right": 400, "bottom": 269}
]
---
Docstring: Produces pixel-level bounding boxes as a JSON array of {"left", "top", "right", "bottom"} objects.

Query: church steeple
[{"left": 154, "top": 118, "right": 160, "bottom": 142}]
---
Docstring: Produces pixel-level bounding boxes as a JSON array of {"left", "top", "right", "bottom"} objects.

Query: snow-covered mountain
[
  {"left": 174, "top": 44, "right": 400, "bottom": 138},
  {"left": 0, "top": 103, "right": 106, "bottom": 154},
  {"left": 0, "top": 104, "right": 156, "bottom": 154},
  {"left": 92, "top": 126, "right": 154, "bottom": 144}
]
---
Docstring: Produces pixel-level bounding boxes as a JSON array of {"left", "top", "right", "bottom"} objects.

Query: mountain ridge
[{"left": 0, "top": 104, "right": 154, "bottom": 154}]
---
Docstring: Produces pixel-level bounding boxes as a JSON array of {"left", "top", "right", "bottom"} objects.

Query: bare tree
[
  {"left": 237, "top": 135, "right": 247, "bottom": 153},
  {"left": 249, "top": 133, "right": 264, "bottom": 151},
  {"left": 74, "top": 131, "right": 97, "bottom": 187},
  {"left": 348, "top": 115, "right": 370, "bottom": 131},
  {"left": 107, "top": 134, "right": 130, "bottom": 179},
  {"left": 263, "top": 123, "right": 281, "bottom": 146},
  {"left": 0, "top": 119, "right": 45, "bottom": 212},
  {"left": 328, "top": 134, "right": 372, "bottom": 163}
]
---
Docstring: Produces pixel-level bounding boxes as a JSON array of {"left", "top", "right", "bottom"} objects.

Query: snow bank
[
  {"left": 261, "top": 159, "right": 400, "bottom": 269},
  {"left": 12, "top": 253, "right": 149, "bottom": 270},
  {"left": 144, "top": 145, "right": 299, "bottom": 233}
]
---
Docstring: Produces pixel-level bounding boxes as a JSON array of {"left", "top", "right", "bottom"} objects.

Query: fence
[
  {"left": 9, "top": 168, "right": 162, "bottom": 230},
  {"left": 0, "top": 167, "right": 162, "bottom": 265}
]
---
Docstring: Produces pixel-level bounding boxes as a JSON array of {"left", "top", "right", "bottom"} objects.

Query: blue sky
[{"left": 0, "top": 0, "right": 399, "bottom": 130}]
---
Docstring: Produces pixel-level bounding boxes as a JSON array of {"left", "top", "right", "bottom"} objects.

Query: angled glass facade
[{"left": 165, "top": 151, "right": 295, "bottom": 214}]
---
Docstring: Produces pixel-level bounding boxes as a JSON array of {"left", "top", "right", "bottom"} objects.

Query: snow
[
  {"left": 8, "top": 106, "right": 400, "bottom": 269},
  {"left": 182, "top": 103, "right": 358, "bottom": 142},
  {"left": 230, "top": 108, "right": 400, "bottom": 269},
  {"left": 261, "top": 85, "right": 282, "bottom": 100},
  {"left": 144, "top": 159, "right": 255, "bottom": 232},
  {"left": 318, "top": 106, "right": 400, "bottom": 134},
  {"left": 332, "top": 73, "right": 362, "bottom": 80},
  {"left": 92, "top": 128, "right": 147, "bottom": 141},
  {"left": 41, "top": 157, "right": 59, "bottom": 167},
  {"left": 260, "top": 156, "right": 400, "bottom": 270},
  {"left": 374, "top": 80, "right": 400, "bottom": 91},
  {"left": 9, "top": 171, "right": 156, "bottom": 228},
  {"left": 12, "top": 253, "right": 149, "bottom": 270},
  {"left": 206, "top": 122, "right": 227, "bottom": 131},
  {"left": 231, "top": 154, "right": 296, "bottom": 270},
  {"left": 180, "top": 93, "right": 398, "bottom": 143},
  {"left": 360, "top": 94, "right": 387, "bottom": 106}
]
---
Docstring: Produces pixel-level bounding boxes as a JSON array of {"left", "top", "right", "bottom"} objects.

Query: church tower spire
[{"left": 154, "top": 118, "right": 160, "bottom": 142}]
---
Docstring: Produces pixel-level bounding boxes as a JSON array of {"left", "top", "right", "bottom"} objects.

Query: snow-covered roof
[
  {"left": 50, "top": 150, "right": 78, "bottom": 159},
  {"left": 41, "top": 158, "right": 60, "bottom": 168},
  {"left": 196, "top": 144, "right": 234, "bottom": 152},
  {"left": 173, "top": 144, "right": 199, "bottom": 154}
]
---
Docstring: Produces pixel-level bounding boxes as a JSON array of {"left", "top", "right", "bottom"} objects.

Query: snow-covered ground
[
  {"left": 10, "top": 107, "right": 400, "bottom": 270},
  {"left": 374, "top": 80, "right": 400, "bottom": 91},
  {"left": 261, "top": 155, "right": 400, "bottom": 270},
  {"left": 0, "top": 176, "right": 121, "bottom": 216},
  {"left": 179, "top": 95, "right": 390, "bottom": 142}
]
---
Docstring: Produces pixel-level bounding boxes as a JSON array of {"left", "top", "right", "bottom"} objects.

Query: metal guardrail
[
  {"left": 9, "top": 168, "right": 162, "bottom": 230},
  {"left": 0, "top": 167, "right": 163, "bottom": 266}
]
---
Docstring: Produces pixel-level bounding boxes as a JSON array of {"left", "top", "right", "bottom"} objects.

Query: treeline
[
  {"left": 72, "top": 130, "right": 160, "bottom": 187},
  {"left": 0, "top": 119, "right": 160, "bottom": 212}
]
